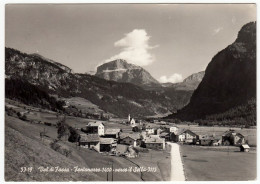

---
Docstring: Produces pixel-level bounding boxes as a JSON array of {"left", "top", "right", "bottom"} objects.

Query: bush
[
  {"left": 44, "top": 122, "right": 52, "bottom": 126},
  {"left": 50, "top": 140, "right": 72, "bottom": 157},
  {"left": 50, "top": 140, "right": 61, "bottom": 151},
  {"left": 132, "top": 126, "right": 140, "bottom": 132},
  {"left": 68, "top": 127, "right": 80, "bottom": 142}
]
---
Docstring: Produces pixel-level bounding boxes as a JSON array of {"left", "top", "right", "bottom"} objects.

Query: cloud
[
  {"left": 159, "top": 73, "right": 183, "bottom": 83},
  {"left": 212, "top": 27, "right": 223, "bottom": 35},
  {"left": 104, "top": 29, "right": 158, "bottom": 66}
]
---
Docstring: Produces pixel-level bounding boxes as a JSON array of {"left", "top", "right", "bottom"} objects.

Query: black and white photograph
[{"left": 3, "top": 2, "right": 257, "bottom": 182}]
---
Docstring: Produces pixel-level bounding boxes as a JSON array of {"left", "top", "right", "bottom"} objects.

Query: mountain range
[
  {"left": 162, "top": 71, "right": 205, "bottom": 91},
  {"left": 5, "top": 48, "right": 198, "bottom": 117},
  {"left": 5, "top": 22, "right": 255, "bottom": 123}
]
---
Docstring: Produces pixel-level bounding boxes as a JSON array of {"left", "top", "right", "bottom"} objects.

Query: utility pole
[{"left": 111, "top": 161, "right": 114, "bottom": 181}]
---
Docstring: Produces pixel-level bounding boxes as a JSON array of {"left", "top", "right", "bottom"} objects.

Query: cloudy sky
[{"left": 6, "top": 4, "right": 256, "bottom": 83}]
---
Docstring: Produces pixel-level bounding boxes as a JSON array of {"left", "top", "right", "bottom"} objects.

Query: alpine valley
[
  {"left": 5, "top": 48, "right": 199, "bottom": 118},
  {"left": 5, "top": 22, "right": 256, "bottom": 126}
]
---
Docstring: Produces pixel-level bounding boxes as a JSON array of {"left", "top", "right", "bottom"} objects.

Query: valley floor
[
  {"left": 180, "top": 144, "right": 257, "bottom": 181},
  {"left": 4, "top": 99, "right": 257, "bottom": 181}
]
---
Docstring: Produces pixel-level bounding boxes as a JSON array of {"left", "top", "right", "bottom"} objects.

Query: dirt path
[{"left": 167, "top": 142, "right": 185, "bottom": 181}]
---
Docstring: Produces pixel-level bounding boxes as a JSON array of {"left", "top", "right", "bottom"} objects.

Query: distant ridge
[{"left": 162, "top": 71, "right": 205, "bottom": 91}]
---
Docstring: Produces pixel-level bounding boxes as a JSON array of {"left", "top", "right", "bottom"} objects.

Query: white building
[
  {"left": 86, "top": 121, "right": 105, "bottom": 136},
  {"left": 144, "top": 136, "right": 165, "bottom": 150},
  {"left": 128, "top": 114, "right": 136, "bottom": 127},
  {"left": 145, "top": 127, "right": 155, "bottom": 135},
  {"left": 169, "top": 126, "right": 179, "bottom": 133}
]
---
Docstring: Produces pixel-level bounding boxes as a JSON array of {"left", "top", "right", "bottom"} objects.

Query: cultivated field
[{"left": 180, "top": 145, "right": 257, "bottom": 181}]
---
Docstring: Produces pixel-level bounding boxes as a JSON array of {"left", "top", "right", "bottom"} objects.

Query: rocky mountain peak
[
  {"left": 97, "top": 59, "right": 140, "bottom": 72},
  {"left": 95, "top": 59, "right": 160, "bottom": 87},
  {"left": 183, "top": 71, "right": 205, "bottom": 83},
  {"left": 235, "top": 21, "right": 256, "bottom": 44}
]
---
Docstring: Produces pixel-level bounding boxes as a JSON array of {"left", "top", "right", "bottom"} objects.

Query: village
[
  {"left": 76, "top": 114, "right": 252, "bottom": 157},
  {"left": 5, "top": 98, "right": 256, "bottom": 181}
]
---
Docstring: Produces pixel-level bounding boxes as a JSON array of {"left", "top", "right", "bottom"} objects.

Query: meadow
[
  {"left": 180, "top": 145, "right": 256, "bottom": 181},
  {"left": 4, "top": 99, "right": 170, "bottom": 181}
]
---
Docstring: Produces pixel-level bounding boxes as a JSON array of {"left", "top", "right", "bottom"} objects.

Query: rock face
[
  {"left": 183, "top": 71, "right": 205, "bottom": 83},
  {"left": 95, "top": 59, "right": 161, "bottom": 87},
  {"left": 173, "top": 22, "right": 256, "bottom": 121},
  {"left": 163, "top": 71, "right": 205, "bottom": 91}
]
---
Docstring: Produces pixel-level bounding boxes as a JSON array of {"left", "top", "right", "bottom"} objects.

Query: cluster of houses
[
  {"left": 77, "top": 115, "right": 250, "bottom": 156},
  {"left": 77, "top": 115, "right": 169, "bottom": 157}
]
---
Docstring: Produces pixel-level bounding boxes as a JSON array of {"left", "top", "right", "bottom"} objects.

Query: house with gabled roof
[
  {"left": 86, "top": 121, "right": 105, "bottom": 136},
  {"left": 144, "top": 124, "right": 160, "bottom": 135},
  {"left": 104, "top": 128, "right": 121, "bottom": 138},
  {"left": 100, "top": 138, "right": 117, "bottom": 153},
  {"left": 164, "top": 125, "right": 179, "bottom": 134},
  {"left": 78, "top": 134, "right": 100, "bottom": 152},
  {"left": 240, "top": 144, "right": 250, "bottom": 152},
  {"left": 171, "top": 129, "right": 198, "bottom": 143},
  {"left": 119, "top": 132, "right": 141, "bottom": 147},
  {"left": 222, "top": 130, "right": 245, "bottom": 146},
  {"left": 198, "top": 134, "right": 222, "bottom": 146},
  {"left": 143, "top": 136, "right": 165, "bottom": 150},
  {"left": 159, "top": 132, "right": 170, "bottom": 141}
]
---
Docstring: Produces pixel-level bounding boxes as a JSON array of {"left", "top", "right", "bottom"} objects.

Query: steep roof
[
  {"left": 100, "top": 138, "right": 115, "bottom": 144},
  {"left": 222, "top": 130, "right": 244, "bottom": 138},
  {"left": 87, "top": 121, "right": 104, "bottom": 127},
  {"left": 119, "top": 132, "right": 141, "bottom": 140},
  {"left": 79, "top": 134, "right": 100, "bottom": 142},
  {"left": 160, "top": 132, "right": 169, "bottom": 137},
  {"left": 241, "top": 144, "right": 250, "bottom": 149},
  {"left": 144, "top": 137, "right": 165, "bottom": 144},
  {"left": 175, "top": 129, "right": 197, "bottom": 136},
  {"left": 105, "top": 128, "right": 121, "bottom": 135}
]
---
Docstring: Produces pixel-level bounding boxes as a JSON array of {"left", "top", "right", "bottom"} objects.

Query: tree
[
  {"left": 132, "top": 126, "right": 140, "bottom": 132},
  {"left": 57, "top": 117, "right": 68, "bottom": 140},
  {"left": 68, "top": 127, "right": 80, "bottom": 142}
]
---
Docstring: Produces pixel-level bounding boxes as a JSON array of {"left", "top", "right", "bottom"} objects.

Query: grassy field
[
  {"left": 5, "top": 115, "right": 101, "bottom": 181},
  {"left": 61, "top": 97, "right": 114, "bottom": 117},
  {"left": 180, "top": 145, "right": 256, "bottom": 181},
  {"left": 5, "top": 99, "right": 256, "bottom": 181},
  {"left": 4, "top": 100, "right": 170, "bottom": 181},
  {"left": 130, "top": 144, "right": 171, "bottom": 181},
  {"left": 5, "top": 114, "right": 143, "bottom": 181}
]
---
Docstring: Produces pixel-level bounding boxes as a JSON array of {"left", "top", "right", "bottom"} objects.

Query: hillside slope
[
  {"left": 5, "top": 78, "right": 65, "bottom": 111},
  {"left": 5, "top": 48, "right": 179, "bottom": 117},
  {"left": 5, "top": 115, "right": 101, "bottom": 181},
  {"left": 171, "top": 22, "right": 256, "bottom": 121}
]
